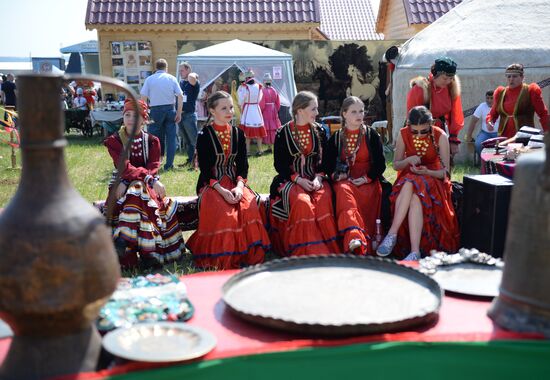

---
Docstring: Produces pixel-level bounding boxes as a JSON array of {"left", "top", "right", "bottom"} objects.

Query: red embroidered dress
[
  {"left": 390, "top": 126, "right": 459, "bottom": 258},
  {"left": 188, "top": 123, "right": 270, "bottom": 269},
  {"left": 269, "top": 122, "right": 341, "bottom": 256},
  {"left": 328, "top": 128, "right": 383, "bottom": 255}
]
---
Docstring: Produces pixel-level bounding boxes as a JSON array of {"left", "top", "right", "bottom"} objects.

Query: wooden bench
[{"left": 93, "top": 194, "right": 271, "bottom": 232}]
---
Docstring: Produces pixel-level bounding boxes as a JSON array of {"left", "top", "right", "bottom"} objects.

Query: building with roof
[
  {"left": 85, "top": 0, "right": 381, "bottom": 80},
  {"left": 376, "top": 0, "right": 462, "bottom": 39}
]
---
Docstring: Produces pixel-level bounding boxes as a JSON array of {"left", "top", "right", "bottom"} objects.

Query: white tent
[
  {"left": 391, "top": 0, "right": 550, "bottom": 144},
  {"left": 176, "top": 39, "right": 297, "bottom": 108}
]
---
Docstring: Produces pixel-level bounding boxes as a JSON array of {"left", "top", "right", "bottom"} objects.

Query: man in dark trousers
[
  {"left": 140, "top": 59, "right": 183, "bottom": 171},
  {"left": 178, "top": 61, "right": 200, "bottom": 167},
  {"left": 1, "top": 74, "right": 17, "bottom": 110}
]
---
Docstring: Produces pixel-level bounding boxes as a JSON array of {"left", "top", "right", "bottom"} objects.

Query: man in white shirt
[
  {"left": 465, "top": 90, "right": 499, "bottom": 155},
  {"left": 140, "top": 59, "right": 184, "bottom": 171}
]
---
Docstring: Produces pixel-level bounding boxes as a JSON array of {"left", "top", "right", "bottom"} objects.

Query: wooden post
[{"left": 10, "top": 129, "right": 17, "bottom": 169}]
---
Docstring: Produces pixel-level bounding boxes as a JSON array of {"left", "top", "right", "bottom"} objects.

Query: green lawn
[{"left": 0, "top": 133, "right": 479, "bottom": 275}]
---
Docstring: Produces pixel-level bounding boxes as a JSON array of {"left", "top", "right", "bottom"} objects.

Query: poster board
[{"left": 111, "top": 41, "right": 153, "bottom": 93}]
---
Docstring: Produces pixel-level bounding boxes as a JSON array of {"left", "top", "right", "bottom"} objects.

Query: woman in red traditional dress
[
  {"left": 104, "top": 100, "right": 184, "bottom": 268},
  {"left": 406, "top": 57, "right": 463, "bottom": 158},
  {"left": 376, "top": 106, "right": 459, "bottom": 260},
  {"left": 268, "top": 91, "right": 341, "bottom": 256},
  {"left": 259, "top": 72, "right": 281, "bottom": 149},
  {"left": 324, "top": 96, "right": 386, "bottom": 255},
  {"left": 486, "top": 63, "right": 549, "bottom": 139},
  {"left": 187, "top": 91, "right": 270, "bottom": 270}
]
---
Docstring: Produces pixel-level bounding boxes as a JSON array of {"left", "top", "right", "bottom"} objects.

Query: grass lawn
[{"left": 0, "top": 133, "right": 479, "bottom": 275}]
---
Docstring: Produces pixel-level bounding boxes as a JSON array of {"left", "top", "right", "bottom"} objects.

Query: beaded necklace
[
  {"left": 341, "top": 125, "right": 365, "bottom": 165},
  {"left": 412, "top": 135, "right": 430, "bottom": 157},
  {"left": 291, "top": 121, "right": 311, "bottom": 152},
  {"left": 213, "top": 123, "right": 231, "bottom": 154}
]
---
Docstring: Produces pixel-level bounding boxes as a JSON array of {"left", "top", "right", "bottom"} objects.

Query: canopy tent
[
  {"left": 391, "top": 0, "right": 550, "bottom": 143},
  {"left": 176, "top": 39, "right": 297, "bottom": 108}
]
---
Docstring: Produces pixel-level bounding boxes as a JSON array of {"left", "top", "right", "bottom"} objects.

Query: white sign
[{"left": 273, "top": 66, "right": 282, "bottom": 80}]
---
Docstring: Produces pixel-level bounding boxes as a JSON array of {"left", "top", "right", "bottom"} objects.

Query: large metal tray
[
  {"left": 222, "top": 255, "right": 442, "bottom": 336},
  {"left": 431, "top": 264, "right": 502, "bottom": 298}
]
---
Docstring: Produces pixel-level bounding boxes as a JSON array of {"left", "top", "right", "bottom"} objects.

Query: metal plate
[
  {"left": 0, "top": 319, "right": 13, "bottom": 339},
  {"left": 431, "top": 263, "right": 502, "bottom": 298},
  {"left": 102, "top": 322, "right": 216, "bottom": 362},
  {"left": 222, "top": 255, "right": 442, "bottom": 336}
]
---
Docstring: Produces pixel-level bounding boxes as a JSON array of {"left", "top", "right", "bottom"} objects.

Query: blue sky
[
  {"left": 4, "top": 0, "right": 96, "bottom": 57},
  {"left": 4, "top": 0, "right": 380, "bottom": 58}
]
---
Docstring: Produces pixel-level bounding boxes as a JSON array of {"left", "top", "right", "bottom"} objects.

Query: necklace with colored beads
[
  {"left": 412, "top": 135, "right": 430, "bottom": 157},
  {"left": 292, "top": 122, "right": 311, "bottom": 152},
  {"left": 214, "top": 125, "right": 231, "bottom": 153},
  {"left": 341, "top": 125, "right": 365, "bottom": 164}
]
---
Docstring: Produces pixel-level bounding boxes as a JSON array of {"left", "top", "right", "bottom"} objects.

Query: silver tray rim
[
  {"left": 222, "top": 254, "right": 443, "bottom": 336},
  {"left": 102, "top": 321, "right": 217, "bottom": 363}
]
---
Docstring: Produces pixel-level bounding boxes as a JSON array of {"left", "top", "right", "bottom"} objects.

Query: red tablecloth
[
  {"left": 0, "top": 269, "right": 542, "bottom": 379},
  {"left": 480, "top": 148, "right": 516, "bottom": 178}
]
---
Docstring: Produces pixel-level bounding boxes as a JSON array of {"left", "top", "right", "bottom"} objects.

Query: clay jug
[
  {"left": 488, "top": 133, "right": 550, "bottom": 336},
  {"left": 0, "top": 74, "right": 120, "bottom": 379}
]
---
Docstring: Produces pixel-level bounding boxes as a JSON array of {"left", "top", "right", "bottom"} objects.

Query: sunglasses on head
[{"left": 410, "top": 127, "right": 431, "bottom": 135}]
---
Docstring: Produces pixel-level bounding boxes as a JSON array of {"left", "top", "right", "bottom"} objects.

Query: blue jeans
[
  {"left": 475, "top": 130, "right": 498, "bottom": 154},
  {"left": 178, "top": 112, "right": 198, "bottom": 162},
  {"left": 148, "top": 105, "right": 177, "bottom": 170}
]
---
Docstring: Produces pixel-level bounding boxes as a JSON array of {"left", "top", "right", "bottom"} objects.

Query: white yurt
[{"left": 391, "top": 0, "right": 550, "bottom": 149}]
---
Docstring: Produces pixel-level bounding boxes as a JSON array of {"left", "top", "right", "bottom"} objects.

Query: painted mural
[{"left": 177, "top": 40, "right": 403, "bottom": 119}]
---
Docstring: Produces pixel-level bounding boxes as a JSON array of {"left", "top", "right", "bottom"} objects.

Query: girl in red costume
[
  {"left": 187, "top": 91, "right": 270, "bottom": 270},
  {"left": 407, "top": 57, "right": 463, "bottom": 157},
  {"left": 486, "top": 63, "right": 549, "bottom": 139},
  {"left": 324, "top": 96, "right": 386, "bottom": 255},
  {"left": 104, "top": 99, "right": 184, "bottom": 268},
  {"left": 376, "top": 106, "right": 459, "bottom": 260},
  {"left": 268, "top": 91, "right": 341, "bottom": 256}
]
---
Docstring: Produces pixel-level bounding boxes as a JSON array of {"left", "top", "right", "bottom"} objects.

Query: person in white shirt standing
[
  {"left": 238, "top": 69, "right": 266, "bottom": 156},
  {"left": 465, "top": 90, "right": 499, "bottom": 156},
  {"left": 140, "top": 59, "right": 184, "bottom": 171}
]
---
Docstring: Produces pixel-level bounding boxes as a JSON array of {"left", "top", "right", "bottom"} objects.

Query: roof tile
[
  {"left": 404, "top": 0, "right": 462, "bottom": 25},
  {"left": 86, "top": 0, "right": 321, "bottom": 25},
  {"left": 86, "top": 0, "right": 381, "bottom": 40},
  {"left": 317, "top": 0, "right": 383, "bottom": 40}
]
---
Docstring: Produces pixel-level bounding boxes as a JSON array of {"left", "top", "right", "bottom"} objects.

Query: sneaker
[
  {"left": 376, "top": 233, "right": 397, "bottom": 257},
  {"left": 403, "top": 251, "right": 421, "bottom": 261},
  {"left": 348, "top": 239, "right": 362, "bottom": 253}
]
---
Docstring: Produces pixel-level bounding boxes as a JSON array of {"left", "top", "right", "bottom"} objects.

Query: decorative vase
[{"left": 0, "top": 74, "right": 120, "bottom": 379}]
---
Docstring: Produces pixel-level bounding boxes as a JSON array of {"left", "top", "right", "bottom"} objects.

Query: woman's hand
[
  {"left": 407, "top": 155, "right": 421, "bottom": 166},
  {"left": 350, "top": 176, "right": 370, "bottom": 186},
  {"left": 296, "top": 177, "right": 315, "bottom": 192},
  {"left": 312, "top": 175, "right": 323, "bottom": 191},
  {"left": 410, "top": 164, "right": 430, "bottom": 176},
  {"left": 231, "top": 183, "right": 244, "bottom": 202},
  {"left": 333, "top": 172, "right": 348, "bottom": 182},
  {"left": 153, "top": 180, "right": 166, "bottom": 199},
  {"left": 115, "top": 182, "right": 128, "bottom": 199},
  {"left": 216, "top": 185, "right": 238, "bottom": 204}
]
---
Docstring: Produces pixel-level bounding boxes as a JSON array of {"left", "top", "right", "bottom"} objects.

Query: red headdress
[{"left": 123, "top": 99, "right": 149, "bottom": 121}]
